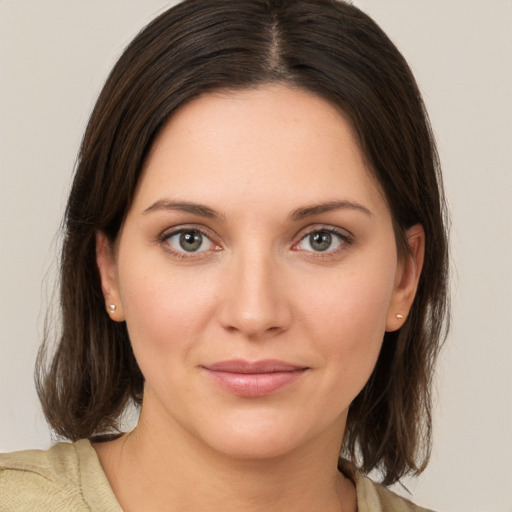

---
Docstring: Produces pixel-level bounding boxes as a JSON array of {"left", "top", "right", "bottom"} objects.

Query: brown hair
[{"left": 36, "top": 0, "right": 449, "bottom": 485}]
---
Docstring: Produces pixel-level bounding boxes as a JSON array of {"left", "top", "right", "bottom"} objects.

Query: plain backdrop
[{"left": 1, "top": 1, "right": 511, "bottom": 511}]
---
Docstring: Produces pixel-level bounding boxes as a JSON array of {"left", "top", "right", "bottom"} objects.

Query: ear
[
  {"left": 386, "top": 224, "right": 425, "bottom": 332},
  {"left": 96, "top": 231, "right": 125, "bottom": 321}
]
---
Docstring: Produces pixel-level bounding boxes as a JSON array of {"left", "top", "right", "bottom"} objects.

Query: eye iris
[
  {"left": 179, "top": 231, "right": 202, "bottom": 252},
  {"left": 310, "top": 231, "right": 332, "bottom": 251}
]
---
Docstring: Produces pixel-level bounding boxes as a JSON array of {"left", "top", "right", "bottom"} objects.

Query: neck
[{"left": 95, "top": 399, "right": 356, "bottom": 512}]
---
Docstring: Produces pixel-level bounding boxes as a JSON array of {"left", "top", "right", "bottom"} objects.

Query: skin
[{"left": 95, "top": 85, "right": 424, "bottom": 512}]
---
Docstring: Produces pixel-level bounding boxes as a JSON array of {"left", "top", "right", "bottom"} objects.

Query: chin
[
  {"left": 205, "top": 431, "right": 300, "bottom": 461},
  {"left": 190, "top": 410, "right": 324, "bottom": 461}
]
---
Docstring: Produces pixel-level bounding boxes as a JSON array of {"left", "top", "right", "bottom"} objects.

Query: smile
[{"left": 201, "top": 359, "right": 309, "bottom": 397}]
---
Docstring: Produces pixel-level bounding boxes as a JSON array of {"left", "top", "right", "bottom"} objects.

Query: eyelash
[
  {"left": 158, "top": 225, "right": 354, "bottom": 260},
  {"left": 159, "top": 226, "right": 220, "bottom": 260},
  {"left": 293, "top": 227, "right": 354, "bottom": 258}
]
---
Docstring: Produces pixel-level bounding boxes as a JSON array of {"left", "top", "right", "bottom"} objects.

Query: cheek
[
  {"left": 116, "top": 255, "right": 219, "bottom": 370},
  {"left": 299, "top": 261, "right": 396, "bottom": 342},
  {"left": 294, "top": 257, "right": 397, "bottom": 391}
]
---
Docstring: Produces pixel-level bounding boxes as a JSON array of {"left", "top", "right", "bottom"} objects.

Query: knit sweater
[{"left": 0, "top": 440, "right": 434, "bottom": 511}]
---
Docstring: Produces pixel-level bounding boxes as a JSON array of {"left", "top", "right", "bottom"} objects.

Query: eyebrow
[
  {"left": 290, "top": 200, "right": 373, "bottom": 220},
  {"left": 142, "top": 199, "right": 372, "bottom": 221},
  {"left": 143, "top": 200, "right": 224, "bottom": 220}
]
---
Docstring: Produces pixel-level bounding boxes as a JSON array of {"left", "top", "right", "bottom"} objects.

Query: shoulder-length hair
[{"left": 36, "top": 0, "right": 449, "bottom": 485}]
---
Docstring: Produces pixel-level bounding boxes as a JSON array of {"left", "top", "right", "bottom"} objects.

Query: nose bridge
[{"left": 219, "top": 240, "right": 290, "bottom": 337}]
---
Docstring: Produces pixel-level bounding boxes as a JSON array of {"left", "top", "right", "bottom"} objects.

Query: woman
[{"left": 0, "top": 1, "right": 449, "bottom": 511}]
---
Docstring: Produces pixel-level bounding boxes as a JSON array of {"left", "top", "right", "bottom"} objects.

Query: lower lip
[{"left": 204, "top": 369, "right": 307, "bottom": 397}]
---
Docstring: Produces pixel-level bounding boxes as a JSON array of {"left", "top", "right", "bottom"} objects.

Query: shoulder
[
  {"left": 339, "top": 459, "right": 436, "bottom": 512},
  {"left": 357, "top": 479, "right": 435, "bottom": 512},
  {"left": 0, "top": 439, "right": 121, "bottom": 512},
  {"left": 0, "top": 441, "right": 87, "bottom": 511}
]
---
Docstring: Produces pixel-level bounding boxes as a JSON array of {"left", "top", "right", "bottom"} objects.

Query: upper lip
[{"left": 202, "top": 359, "right": 307, "bottom": 374}]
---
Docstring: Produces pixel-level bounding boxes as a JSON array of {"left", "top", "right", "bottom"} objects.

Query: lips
[{"left": 202, "top": 359, "right": 308, "bottom": 397}]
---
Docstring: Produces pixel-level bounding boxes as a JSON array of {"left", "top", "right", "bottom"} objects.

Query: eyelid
[
  {"left": 294, "top": 223, "right": 354, "bottom": 242},
  {"left": 292, "top": 224, "right": 355, "bottom": 255},
  {"left": 157, "top": 223, "right": 353, "bottom": 259},
  {"left": 158, "top": 224, "right": 222, "bottom": 258}
]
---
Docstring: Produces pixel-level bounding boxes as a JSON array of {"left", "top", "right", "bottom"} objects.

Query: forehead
[{"left": 133, "top": 85, "right": 387, "bottom": 217}]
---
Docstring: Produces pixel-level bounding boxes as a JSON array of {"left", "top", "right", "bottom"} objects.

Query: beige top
[{"left": 1, "top": 440, "right": 434, "bottom": 511}]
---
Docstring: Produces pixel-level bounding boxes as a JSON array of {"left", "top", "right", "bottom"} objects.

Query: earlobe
[
  {"left": 386, "top": 224, "right": 425, "bottom": 332},
  {"left": 96, "top": 231, "right": 125, "bottom": 321}
]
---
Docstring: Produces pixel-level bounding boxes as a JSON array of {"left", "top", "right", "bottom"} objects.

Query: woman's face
[{"left": 98, "top": 85, "right": 422, "bottom": 459}]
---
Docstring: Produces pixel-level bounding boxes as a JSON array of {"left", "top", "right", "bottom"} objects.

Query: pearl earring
[
  {"left": 108, "top": 304, "right": 117, "bottom": 314},
  {"left": 396, "top": 313, "right": 403, "bottom": 320}
]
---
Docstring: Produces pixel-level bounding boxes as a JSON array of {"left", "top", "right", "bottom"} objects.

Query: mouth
[{"left": 201, "top": 359, "right": 309, "bottom": 397}]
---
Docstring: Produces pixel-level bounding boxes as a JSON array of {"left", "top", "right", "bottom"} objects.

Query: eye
[
  {"left": 295, "top": 229, "right": 348, "bottom": 253},
  {"left": 164, "top": 229, "right": 214, "bottom": 254}
]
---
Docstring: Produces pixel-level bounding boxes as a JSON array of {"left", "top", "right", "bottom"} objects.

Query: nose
[{"left": 217, "top": 247, "right": 292, "bottom": 338}]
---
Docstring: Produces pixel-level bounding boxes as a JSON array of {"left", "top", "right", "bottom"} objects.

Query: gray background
[{"left": 1, "top": 1, "right": 511, "bottom": 511}]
